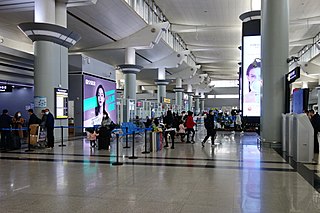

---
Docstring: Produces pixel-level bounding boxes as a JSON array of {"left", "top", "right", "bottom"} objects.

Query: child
[
  {"left": 178, "top": 120, "right": 186, "bottom": 142},
  {"left": 86, "top": 128, "right": 99, "bottom": 148}
]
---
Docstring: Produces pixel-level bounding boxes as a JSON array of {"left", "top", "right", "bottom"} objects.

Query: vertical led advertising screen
[
  {"left": 83, "top": 75, "right": 117, "bottom": 127},
  {"left": 242, "top": 35, "right": 261, "bottom": 117}
]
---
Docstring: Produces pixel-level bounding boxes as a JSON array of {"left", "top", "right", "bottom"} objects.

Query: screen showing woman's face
[
  {"left": 247, "top": 67, "right": 260, "bottom": 83},
  {"left": 97, "top": 88, "right": 105, "bottom": 107}
]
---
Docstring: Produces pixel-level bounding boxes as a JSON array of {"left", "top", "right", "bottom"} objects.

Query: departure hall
[{"left": 1, "top": 0, "right": 320, "bottom": 212}]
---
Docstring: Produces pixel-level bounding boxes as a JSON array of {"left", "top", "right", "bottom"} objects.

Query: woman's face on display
[
  {"left": 247, "top": 67, "right": 261, "bottom": 83},
  {"left": 97, "top": 88, "right": 105, "bottom": 107}
]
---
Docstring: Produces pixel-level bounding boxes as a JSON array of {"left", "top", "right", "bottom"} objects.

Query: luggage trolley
[{"left": 29, "top": 124, "right": 47, "bottom": 148}]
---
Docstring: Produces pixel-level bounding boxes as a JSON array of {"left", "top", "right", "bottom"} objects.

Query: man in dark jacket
[
  {"left": 163, "top": 110, "right": 175, "bottom": 149},
  {"left": 27, "top": 109, "right": 41, "bottom": 127},
  {"left": 0, "top": 109, "right": 12, "bottom": 149},
  {"left": 310, "top": 110, "right": 320, "bottom": 153},
  {"left": 45, "top": 108, "right": 55, "bottom": 148},
  {"left": 201, "top": 110, "right": 216, "bottom": 147}
]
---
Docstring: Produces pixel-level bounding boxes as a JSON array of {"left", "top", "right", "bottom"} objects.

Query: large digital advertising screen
[
  {"left": 242, "top": 35, "right": 261, "bottom": 117},
  {"left": 83, "top": 75, "right": 117, "bottom": 127}
]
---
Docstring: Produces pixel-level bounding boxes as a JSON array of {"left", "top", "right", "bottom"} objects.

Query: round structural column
[
  {"left": 261, "top": 0, "right": 289, "bottom": 142},
  {"left": 174, "top": 78, "right": 183, "bottom": 107},
  {"left": 35, "top": 0, "right": 55, "bottom": 24},
  {"left": 155, "top": 79, "right": 170, "bottom": 103},
  {"left": 200, "top": 98, "right": 205, "bottom": 112},
  {"left": 119, "top": 64, "right": 142, "bottom": 100},
  {"left": 194, "top": 90, "right": 200, "bottom": 115},
  {"left": 119, "top": 64, "right": 143, "bottom": 122}
]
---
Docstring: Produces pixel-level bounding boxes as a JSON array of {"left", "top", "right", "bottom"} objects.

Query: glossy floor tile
[{"left": 0, "top": 129, "right": 320, "bottom": 212}]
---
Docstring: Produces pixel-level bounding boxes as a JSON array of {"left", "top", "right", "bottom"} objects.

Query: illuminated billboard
[
  {"left": 242, "top": 35, "right": 261, "bottom": 117},
  {"left": 83, "top": 75, "right": 117, "bottom": 127}
]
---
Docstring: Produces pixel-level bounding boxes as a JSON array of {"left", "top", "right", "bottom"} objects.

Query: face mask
[
  {"left": 45, "top": 112, "right": 49, "bottom": 115},
  {"left": 251, "top": 80, "right": 261, "bottom": 93},
  {"left": 17, "top": 113, "right": 21, "bottom": 117}
]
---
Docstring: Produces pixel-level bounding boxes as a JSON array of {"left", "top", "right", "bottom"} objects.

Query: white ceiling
[{"left": 0, "top": 0, "right": 320, "bottom": 93}]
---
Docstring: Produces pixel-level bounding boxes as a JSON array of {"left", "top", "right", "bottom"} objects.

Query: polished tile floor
[{"left": 0, "top": 128, "right": 320, "bottom": 213}]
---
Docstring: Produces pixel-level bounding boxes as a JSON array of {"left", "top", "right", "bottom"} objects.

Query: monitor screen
[{"left": 83, "top": 75, "right": 117, "bottom": 127}]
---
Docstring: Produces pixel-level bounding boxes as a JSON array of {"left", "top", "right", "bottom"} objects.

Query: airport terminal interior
[{"left": 1, "top": 0, "right": 320, "bottom": 212}]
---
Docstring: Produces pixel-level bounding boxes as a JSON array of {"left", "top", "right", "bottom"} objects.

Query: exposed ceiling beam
[
  {"left": 171, "top": 23, "right": 240, "bottom": 33},
  {"left": 187, "top": 44, "right": 238, "bottom": 52},
  {"left": 290, "top": 15, "right": 320, "bottom": 27}
]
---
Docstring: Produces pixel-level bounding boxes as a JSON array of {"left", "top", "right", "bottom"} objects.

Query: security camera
[{"left": 287, "top": 56, "right": 300, "bottom": 63}]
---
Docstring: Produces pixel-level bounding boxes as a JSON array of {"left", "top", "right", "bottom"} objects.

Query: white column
[
  {"left": 55, "top": 1, "right": 67, "bottom": 27},
  {"left": 158, "top": 68, "right": 166, "bottom": 80},
  {"left": 157, "top": 68, "right": 167, "bottom": 103},
  {"left": 35, "top": 0, "right": 55, "bottom": 23},
  {"left": 261, "top": 0, "right": 289, "bottom": 142},
  {"left": 121, "top": 48, "right": 142, "bottom": 122},
  {"left": 125, "top": 47, "right": 136, "bottom": 64},
  {"left": 175, "top": 77, "right": 183, "bottom": 107}
]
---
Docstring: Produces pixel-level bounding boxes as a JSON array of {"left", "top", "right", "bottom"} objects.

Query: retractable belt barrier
[{"left": 0, "top": 125, "right": 154, "bottom": 163}]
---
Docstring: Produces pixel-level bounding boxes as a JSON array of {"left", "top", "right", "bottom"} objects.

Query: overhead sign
[
  {"left": 0, "top": 85, "right": 12, "bottom": 92},
  {"left": 163, "top": 98, "right": 171, "bottom": 104},
  {"left": 286, "top": 67, "right": 300, "bottom": 84}
]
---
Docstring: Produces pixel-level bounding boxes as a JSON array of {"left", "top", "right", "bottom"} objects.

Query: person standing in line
[
  {"left": 309, "top": 110, "right": 320, "bottom": 154},
  {"left": 12, "top": 111, "right": 25, "bottom": 147},
  {"left": 27, "top": 109, "right": 41, "bottom": 127},
  {"left": 185, "top": 111, "right": 196, "bottom": 143},
  {"left": 0, "top": 109, "right": 12, "bottom": 149},
  {"left": 45, "top": 108, "right": 55, "bottom": 149},
  {"left": 201, "top": 110, "right": 216, "bottom": 147},
  {"left": 99, "top": 111, "right": 114, "bottom": 150}
]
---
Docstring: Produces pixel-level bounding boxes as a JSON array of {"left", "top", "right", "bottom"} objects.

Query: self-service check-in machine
[{"left": 292, "top": 113, "right": 314, "bottom": 163}]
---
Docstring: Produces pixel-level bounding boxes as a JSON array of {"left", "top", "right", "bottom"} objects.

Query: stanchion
[
  {"left": 128, "top": 131, "right": 138, "bottom": 159},
  {"left": 112, "top": 134, "right": 123, "bottom": 166},
  {"left": 141, "top": 128, "right": 150, "bottom": 154},
  {"left": 59, "top": 126, "right": 66, "bottom": 147},
  {"left": 123, "top": 127, "right": 130, "bottom": 148},
  {"left": 25, "top": 128, "right": 34, "bottom": 152}
]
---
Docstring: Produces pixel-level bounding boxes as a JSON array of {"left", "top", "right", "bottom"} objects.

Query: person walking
[
  {"left": 201, "top": 110, "right": 216, "bottom": 147},
  {"left": 163, "top": 110, "right": 175, "bottom": 149},
  {"left": 185, "top": 111, "right": 196, "bottom": 143},
  {"left": 45, "top": 109, "right": 55, "bottom": 148},
  {"left": 0, "top": 109, "right": 12, "bottom": 150}
]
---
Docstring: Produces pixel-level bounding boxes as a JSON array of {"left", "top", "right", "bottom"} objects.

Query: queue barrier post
[
  {"left": 59, "top": 126, "right": 66, "bottom": 147},
  {"left": 112, "top": 134, "right": 123, "bottom": 166},
  {"left": 141, "top": 128, "right": 150, "bottom": 154},
  {"left": 123, "top": 127, "right": 130, "bottom": 148},
  {"left": 128, "top": 131, "right": 138, "bottom": 159}
]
